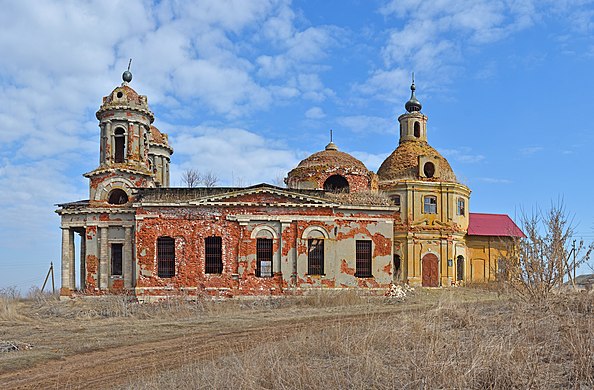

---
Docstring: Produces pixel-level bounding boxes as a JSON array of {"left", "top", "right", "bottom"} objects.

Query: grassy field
[{"left": 0, "top": 287, "right": 592, "bottom": 389}]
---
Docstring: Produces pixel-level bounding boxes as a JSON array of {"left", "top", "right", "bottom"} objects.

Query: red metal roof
[{"left": 468, "top": 213, "right": 525, "bottom": 237}]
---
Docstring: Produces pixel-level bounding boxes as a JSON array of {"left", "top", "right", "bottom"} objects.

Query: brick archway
[{"left": 422, "top": 253, "right": 439, "bottom": 287}]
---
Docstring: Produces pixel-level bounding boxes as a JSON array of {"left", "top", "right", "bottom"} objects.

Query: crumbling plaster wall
[{"left": 133, "top": 203, "right": 397, "bottom": 296}]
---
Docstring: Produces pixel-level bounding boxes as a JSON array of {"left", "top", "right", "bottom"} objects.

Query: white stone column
[
  {"left": 99, "top": 227, "right": 109, "bottom": 290},
  {"left": 61, "top": 228, "right": 73, "bottom": 291},
  {"left": 79, "top": 232, "right": 86, "bottom": 290},
  {"left": 123, "top": 227, "right": 132, "bottom": 289},
  {"left": 69, "top": 232, "right": 76, "bottom": 290}
]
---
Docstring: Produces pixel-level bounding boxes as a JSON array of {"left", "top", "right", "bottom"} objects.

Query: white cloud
[
  {"left": 305, "top": 107, "right": 326, "bottom": 119},
  {"left": 359, "top": 0, "right": 539, "bottom": 100},
  {"left": 171, "top": 125, "right": 299, "bottom": 186}
]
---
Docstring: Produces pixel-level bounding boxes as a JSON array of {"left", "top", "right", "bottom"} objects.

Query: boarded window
[
  {"left": 114, "top": 127, "right": 125, "bottom": 163},
  {"left": 308, "top": 239, "right": 324, "bottom": 275},
  {"left": 205, "top": 236, "right": 223, "bottom": 274},
  {"left": 355, "top": 240, "right": 372, "bottom": 277},
  {"left": 111, "top": 243, "right": 123, "bottom": 276},
  {"left": 424, "top": 195, "right": 437, "bottom": 214},
  {"left": 256, "top": 238, "right": 273, "bottom": 277},
  {"left": 457, "top": 198, "right": 465, "bottom": 216},
  {"left": 457, "top": 255, "right": 464, "bottom": 281},
  {"left": 157, "top": 237, "right": 175, "bottom": 278}
]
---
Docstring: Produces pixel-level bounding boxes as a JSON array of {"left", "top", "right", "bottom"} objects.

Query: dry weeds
[
  {"left": 0, "top": 288, "right": 591, "bottom": 389},
  {"left": 126, "top": 292, "right": 594, "bottom": 390}
]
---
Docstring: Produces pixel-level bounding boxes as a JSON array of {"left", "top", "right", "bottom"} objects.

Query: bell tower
[
  {"left": 398, "top": 75, "right": 428, "bottom": 144},
  {"left": 85, "top": 65, "right": 156, "bottom": 205}
]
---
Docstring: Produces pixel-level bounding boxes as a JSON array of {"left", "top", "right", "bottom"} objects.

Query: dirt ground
[{"left": 0, "top": 289, "right": 512, "bottom": 389}]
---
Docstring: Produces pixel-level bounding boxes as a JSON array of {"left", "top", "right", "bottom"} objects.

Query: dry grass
[
  {"left": 125, "top": 292, "right": 594, "bottom": 390},
  {"left": 1, "top": 288, "right": 592, "bottom": 389}
]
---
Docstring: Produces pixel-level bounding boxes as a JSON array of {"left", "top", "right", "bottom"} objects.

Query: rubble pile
[{"left": 385, "top": 283, "right": 414, "bottom": 300}]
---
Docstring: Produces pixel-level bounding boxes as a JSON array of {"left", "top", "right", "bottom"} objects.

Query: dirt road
[{"left": 0, "top": 302, "right": 409, "bottom": 389}]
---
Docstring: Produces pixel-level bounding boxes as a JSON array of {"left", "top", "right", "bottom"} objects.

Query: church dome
[
  {"left": 377, "top": 140, "right": 457, "bottom": 183},
  {"left": 286, "top": 142, "right": 374, "bottom": 192}
]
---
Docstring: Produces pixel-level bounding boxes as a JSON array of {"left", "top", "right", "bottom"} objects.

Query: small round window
[
  {"left": 423, "top": 162, "right": 435, "bottom": 178},
  {"left": 116, "top": 91, "right": 123, "bottom": 98},
  {"left": 108, "top": 189, "right": 129, "bottom": 205}
]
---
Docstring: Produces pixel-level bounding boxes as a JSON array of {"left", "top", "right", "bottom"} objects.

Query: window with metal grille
[
  {"left": 157, "top": 237, "right": 175, "bottom": 278},
  {"left": 256, "top": 238, "right": 273, "bottom": 277},
  {"left": 111, "top": 243, "right": 123, "bottom": 276},
  {"left": 307, "top": 239, "right": 324, "bottom": 275},
  {"left": 205, "top": 236, "right": 223, "bottom": 274},
  {"left": 355, "top": 240, "right": 372, "bottom": 277},
  {"left": 424, "top": 195, "right": 437, "bottom": 214}
]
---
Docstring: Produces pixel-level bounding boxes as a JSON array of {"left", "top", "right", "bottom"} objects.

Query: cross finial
[{"left": 330, "top": 129, "right": 333, "bottom": 143}]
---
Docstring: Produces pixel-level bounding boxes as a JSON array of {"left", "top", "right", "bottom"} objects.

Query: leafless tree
[
  {"left": 501, "top": 202, "right": 593, "bottom": 302},
  {"left": 181, "top": 169, "right": 201, "bottom": 188},
  {"left": 201, "top": 171, "right": 219, "bottom": 188}
]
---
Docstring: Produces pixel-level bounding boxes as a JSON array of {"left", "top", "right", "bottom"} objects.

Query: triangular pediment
[{"left": 189, "top": 185, "right": 336, "bottom": 208}]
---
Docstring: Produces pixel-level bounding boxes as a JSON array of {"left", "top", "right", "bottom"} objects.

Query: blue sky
[{"left": 1, "top": 0, "right": 594, "bottom": 291}]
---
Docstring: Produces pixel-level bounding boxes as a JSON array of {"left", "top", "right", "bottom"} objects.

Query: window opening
[
  {"left": 457, "top": 198, "right": 465, "bottom": 216},
  {"left": 308, "top": 239, "right": 324, "bottom": 275},
  {"left": 256, "top": 238, "right": 273, "bottom": 277},
  {"left": 390, "top": 194, "right": 401, "bottom": 206},
  {"left": 355, "top": 240, "right": 372, "bottom": 277},
  {"left": 414, "top": 121, "right": 420, "bottom": 138},
  {"left": 114, "top": 127, "right": 125, "bottom": 163},
  {"left": 157, "top": 237, "right": 175, "bottom": 278},
  {"left": 323, "top": 174, "right": 350, "bottom": 193},
  {"left": 111, "top": 243, "right": 123, "bottom": 276},
  {"left": 108, "top": 189, "right": 128, "bottom": 205},
  {"left": 205, "top": 236, "right": 223, "bottom": 274},
  {"left": 394, "top": 254, "right": 401, "bottom": 278},
  {"left": 424, "top": 195, "right": 437, "bottom": 214},
  {"left": 423, "top": 162, "right": 435, "bottom": 178},
  {"left": 456, "top": 255, "right": 464, "bottom": 281}
]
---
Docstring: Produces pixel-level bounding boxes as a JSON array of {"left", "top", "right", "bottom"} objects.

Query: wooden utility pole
[{"left": 41, "top": 262, "right": 55, "bottom": 294}]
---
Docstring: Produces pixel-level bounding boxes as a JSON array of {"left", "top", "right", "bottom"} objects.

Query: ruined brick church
[{"left": 56, "top": 70, "right": 523, "bottom": 298}]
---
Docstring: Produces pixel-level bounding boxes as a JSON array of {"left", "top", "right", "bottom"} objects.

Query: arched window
[
  {"left": 423, "top": 195, "right": 437, "bottom": 214},
  {"left": 414, "top": 121, "right": 420, "bottom": 138},
  {"left": 423, "top": 162, "right": 435, "bottom": 178},
  {"left": 456, "top": 255, "right": 464, "bottom": 281},
  {"left": 307, "top": 239, "right": 324, "bottom": 275},
  {"left": 157, "top": 237, "right": 175, "bottom": 278},
  {"left": 114, "top": 127, "right": 125, "bottom": 163},
  {"left": 108, "top": 189, "right": 128, "bottom": 205},
  {"left": 256, "top": 238, "right": 273, "bottom": 277},
  {"left": 323, "top": 174, "right": 349, "bottom": 193}
]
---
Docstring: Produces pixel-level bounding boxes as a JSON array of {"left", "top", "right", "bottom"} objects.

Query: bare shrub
[
  {"left": 501, "top": 202, "right": 593, "bottom": 302},
  {"left": 181, "top": 169, "right": 201, "bottom": 188}
]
